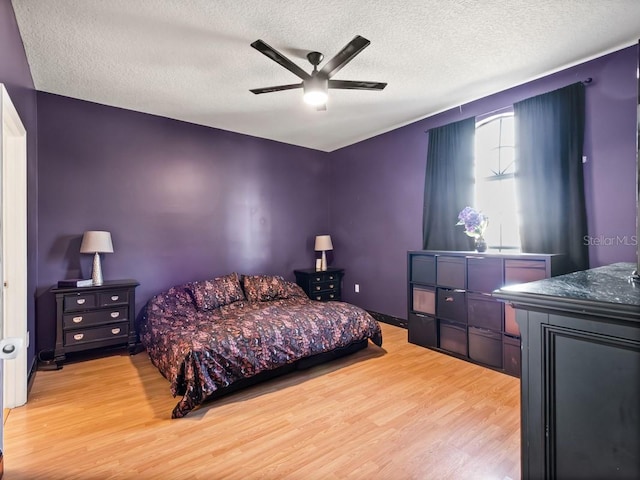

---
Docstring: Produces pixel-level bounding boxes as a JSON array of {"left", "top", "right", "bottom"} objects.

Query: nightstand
[
  {"left": 52, "top": 279, "right": 139, "bottom": 367},
  {"left": 294, "top": 268, "right": 344, "bottom": 301}
]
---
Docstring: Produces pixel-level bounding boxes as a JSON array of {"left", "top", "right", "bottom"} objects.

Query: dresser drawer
[
  {"left": 436, "top": 256, "right": 466, "bottom": 289},
  {"left": 504, "top": 304, "right": 520, "bottom": 337},
  {"left": 504, "top": 259, "right": 547, "bottom": 286},
  {"left": 411, "top": 254, "right": 436, "bottom": 284},
  {"left": 63, "top": 307, "right": 128, "bottom": 329},
  {"left": 98, "top": 290, "right": 129, "bottom": 306},
  {"left": 468, "top": 327, "right": 503, "bottom": 369},
  {"left": 503, "top": 334, "right": 521, "bottom": 377},
  {"left": 439, "top": 319, "right": 467, "bottom": 356},
  {"left": 467, "top": 256, "right": 503, "bottom": 293},
  {"left": 64, "top": 322, "right": 129, "bottom": 346},
  {"left": 436, "top": 288, "right": 466, "bottom": 323},
  {"left": 467, "top": 292, "right": 503, "bottom": 331},
  {"left": 63, "top": 293, "right": 97, "bottom": 312},
  {"left": 412, "top": 286, "right": 435, "bottom": 315},
  {"left": 408, "top": 313, "right": 437, "bottom": 348}
]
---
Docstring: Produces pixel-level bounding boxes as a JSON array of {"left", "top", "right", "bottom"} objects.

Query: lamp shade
[
  {"left": 314, "top": 235, "right": 333, "bottom": 251},
  {"left": 80, "top": 231, "right": 114, "bottom": 254}
]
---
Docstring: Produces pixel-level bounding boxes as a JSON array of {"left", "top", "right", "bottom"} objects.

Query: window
[{"left": 474, "top": 113, "right": 520, "bottom": 250}]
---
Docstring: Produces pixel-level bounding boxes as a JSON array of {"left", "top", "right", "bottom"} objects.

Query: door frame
[{"left": 0, "top": 84, "right": 28, "bottom": 409}]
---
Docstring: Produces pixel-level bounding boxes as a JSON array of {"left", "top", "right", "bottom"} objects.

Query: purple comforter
[{"left": 139, "top": 283, "right": 382, "bottom": 418}]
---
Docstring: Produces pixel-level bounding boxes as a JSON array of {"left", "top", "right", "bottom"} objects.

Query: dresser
[
  {"left": 52, "top": 279, "right": 139, "bottom": 367},
  {"left": 407, "top": 250, "right": 567, "bottom": 376},
  {"left": 294, "top": 268, "right": 344, "bottom": 301},
  {"left": 494, "top": 263, "right": 640, "bottom": 479}
]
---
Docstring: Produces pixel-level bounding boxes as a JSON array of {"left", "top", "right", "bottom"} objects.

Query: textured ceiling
[{"left": 11, "top": 0, "right": 640, "bottom": 152}]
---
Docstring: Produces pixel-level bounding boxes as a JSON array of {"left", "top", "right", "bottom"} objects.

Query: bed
[{"left": 138, "top": 273, "right": 383, "bottom": 418}]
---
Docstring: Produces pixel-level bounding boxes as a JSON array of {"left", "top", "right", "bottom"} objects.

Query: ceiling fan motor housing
[{"left": 307, "top": 51, "right": 324, "bottom": 67}]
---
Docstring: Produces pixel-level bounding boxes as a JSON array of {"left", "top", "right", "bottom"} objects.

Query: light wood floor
[{"left": 4, "top": 323, "right": 520, "bottom": 479}]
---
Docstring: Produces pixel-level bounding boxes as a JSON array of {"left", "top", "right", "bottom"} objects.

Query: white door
[{"left": 0, "top": 84, "right": 28, "bottom": 468}]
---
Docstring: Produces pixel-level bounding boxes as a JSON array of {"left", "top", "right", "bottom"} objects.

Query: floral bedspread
[{"left": 139, "top": 283, "right": 383, "bottom": 418}]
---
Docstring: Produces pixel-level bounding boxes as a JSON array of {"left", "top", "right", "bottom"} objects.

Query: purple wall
[
  {"left": 0, "top": 0, "right": 38, "bottom": 367},
  {"left": 329, "top": 46, "right": 639, "bottom": 320},
  {"left": 36, "top": 93, "right": 328, "bottom": 353},
  {"left": 33, "top": 43, "right": 640, "bottom": 349}
]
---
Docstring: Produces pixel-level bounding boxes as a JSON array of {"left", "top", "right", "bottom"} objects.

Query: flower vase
[{"left": 475, "top": 236, "right": 487, "bottom": 252}]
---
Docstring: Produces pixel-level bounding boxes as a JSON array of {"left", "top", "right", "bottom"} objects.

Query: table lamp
[
  {"left": 80, "top": 230, "right": 113, "bottom": 286},
  {"left": 314, "top": 235, "right": 333, "bottom": 271}
]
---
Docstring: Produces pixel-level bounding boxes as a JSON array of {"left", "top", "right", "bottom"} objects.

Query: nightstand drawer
[
  {"left": 63, "top": 307, "right": 128, "bottom": 329},
  {"left": 63, "top": 293, "right": 97, "bottom": 312},
  {"left": 64, "top": 322, "right": 129, "bottom": 346},
  {"left": 309, "top": 272, "right": 340, "bottom": 283},
  {"left": 98, "top": 290, "right": 129, "bottom": 306},
  {"left": 310, "top": 280, "right": 339, "bottom": 293},
  {"left": 310, "top": 291, "right": 340, "bottom": 301}
]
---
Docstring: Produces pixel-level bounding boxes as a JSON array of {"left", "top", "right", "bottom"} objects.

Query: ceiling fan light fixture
[
  {"left": 303, "top": 90, "right": 328, "bottom": 106},
  {"left": 303, "top": 77, "right": 328, "bottom": 106}
]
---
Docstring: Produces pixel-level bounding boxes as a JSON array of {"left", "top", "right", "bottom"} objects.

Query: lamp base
[
  {"left": 91, "top": 252, "right": 103, "bottom": 286},
  {"left": 321, "top": 251, "right": 327, "bottom": 271}
]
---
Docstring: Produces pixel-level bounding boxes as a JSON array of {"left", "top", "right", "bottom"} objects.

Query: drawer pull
[
  {"left": 76, "top": 298, "right": 86, "bottom": 305},
  {"left": 316, "top": 296, "right": 322, "bottom": 301},
  {"left": 315, "top": 277, "right": 321, "bottom": 281},
  {"left": 329, "top": 284, "right": 334, "bottom": 289},
  {"left": 73, "top": 333, "right": 84, "bottom": 341},
  {"left": 110, "top": 312, "right": 120, "bottom": 318},
  {"left": 315, "top": 286, "right": 321, "bottom": 291},
  {"left": 445, "top": 297, "right": 454, "bottom": 302},
  {"left": 329, "top": 294, "right": 335, "bottom": 299},
  {"left": 72, "top": 316, "right": 83, "bottom": 323},
  {"left": 111, "top": 295, "right": 119, "bottom": 301},
  {"left": 111, "top": 328, "right": 121, "bottom": 335},
  {"left": 329, "top": 275, "right": 334, "bottom": 280}
]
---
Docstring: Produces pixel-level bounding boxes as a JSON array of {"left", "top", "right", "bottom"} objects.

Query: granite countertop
[{"left": 493, "top": 262, "right": 640, "bottom": 322}]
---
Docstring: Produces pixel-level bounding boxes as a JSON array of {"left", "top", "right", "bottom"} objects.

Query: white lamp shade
[
  {"left": 314, "top": 235, "right": 333, "bottom": 251},
  {"left": 80, "top": 231, "right": 114, "bottom": 254}
]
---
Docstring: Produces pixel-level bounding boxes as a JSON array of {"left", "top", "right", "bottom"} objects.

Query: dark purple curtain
[
  {"left": 422, "top": 117, "right": 476, "bottom": 250},
  {"left": 514, "top": 82, "right": 588, "bottom": 272}
]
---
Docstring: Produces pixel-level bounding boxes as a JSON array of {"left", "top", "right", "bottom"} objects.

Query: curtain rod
[{"left": 424, "top": 78, "right": 594, "bottom": 133}]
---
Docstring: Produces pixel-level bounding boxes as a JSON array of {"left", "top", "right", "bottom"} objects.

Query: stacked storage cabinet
[{"left": 407, "top": 250, "right": 566, "bottom": 377}]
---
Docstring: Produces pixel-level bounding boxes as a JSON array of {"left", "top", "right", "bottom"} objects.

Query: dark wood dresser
[
  {"left": 494, "top": 263, "right": 640, "bottom": 479},
  {"left": 52, "top": 279, "right": 139, "bottom": 367},
  {"left": 294, "top": 268, "right": 344, "bottom": 301}
]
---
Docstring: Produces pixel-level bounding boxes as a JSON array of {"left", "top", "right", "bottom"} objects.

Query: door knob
[{"left": 0, "top": 337, "right": 24, "bottom": 360}]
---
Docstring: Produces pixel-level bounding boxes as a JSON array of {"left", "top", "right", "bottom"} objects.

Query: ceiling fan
[{"left": 250, "top": 35, "right": 387, "bottom": 110}]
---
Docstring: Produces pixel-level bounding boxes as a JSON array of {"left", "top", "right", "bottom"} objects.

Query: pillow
[
  {"left": 185, "top": 272, "right": 245, "bottom": 311},
  {"left": 243, "top": 275, "right": 295, "bottom": 302},
  {"left": 280, "top": 281, "right": 307, "bottom": 299}
]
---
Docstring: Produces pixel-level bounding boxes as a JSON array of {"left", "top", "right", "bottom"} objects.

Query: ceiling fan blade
[
  {"left": 251, "top": 40, "right": 311, "bottom": 81},
  {"left": 319, "top": 36, "right": 371, "bottom": 79},
  {"left": 328, "top": 80, "right": 387, "bottom": 90},
  {"left": 250, "top": 83, "right": 303, "bottom": 95}
]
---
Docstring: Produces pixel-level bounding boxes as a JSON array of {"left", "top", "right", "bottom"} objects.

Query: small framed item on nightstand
[{"left": 57, "top": 278, "right": 93, "bottom": 288}]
